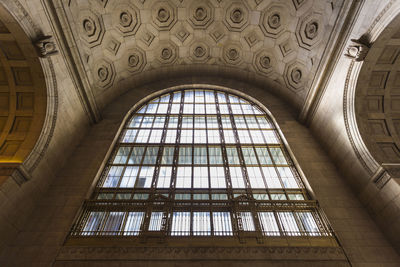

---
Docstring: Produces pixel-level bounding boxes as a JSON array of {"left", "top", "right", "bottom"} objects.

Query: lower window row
[{"left": 79, "top": 210, "right": 323, "bottom": 237}]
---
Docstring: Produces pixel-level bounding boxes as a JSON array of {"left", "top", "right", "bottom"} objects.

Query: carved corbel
[
  {"left": 345, "top": 34, "right": 371, "bottom": 61},
  {"left": 34, "top": 35, "right": 58, "bottom": 58}
]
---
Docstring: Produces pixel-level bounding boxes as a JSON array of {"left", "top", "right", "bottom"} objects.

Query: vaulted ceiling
[{"left": 58, "top": 0, "right": 345, "bottom": 118}]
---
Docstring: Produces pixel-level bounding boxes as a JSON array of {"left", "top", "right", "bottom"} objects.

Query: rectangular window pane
[
  {"left": 149, "top": 212, "right": 164, "bottom": 231},
  {"left": 102, "top": 212, "right": 125, "bottom": 235},
  {"left": 184, "top": 90, "right": 194, "bottom": 102},
  {"left": 113, "top": 147, "right": 131, "bottom": 164},
  {"left": 205, "top": 104, "right": 217, "bottom": 114},
  {"left": 231, "top": 104, "right": 242, "bottom": 114},
  {"left": 193, "top": 167, "right": 209, "bottom": 188},
  {"left": 148, "top": 130, "right": 162, "bottom": 143},
  {"left": 226, "top": 147, "right": 240, "bottom": 165},
  {"left": 178, "top": 147, "right": 192, "bottom": 165},
  {"left": 297, "top": 212, "right": 320, "bottom": 236},
  {"left": 129, "top": 116, "right": 142, "bottom": 127},
  {"left": 278, "top": 212, "right": 300, "bottom": 236},
  {"left": 262, "top": 167, "right": 282, "bottom": 188},
  {"left": 193, "top": 147, "right": 207, "bottom": 164},
  {"left": 237, "top": 130, "right": 251, "bottom": 144},
  {"left": 165, "top": 129, "right": 177, "bottom": 143},
  {"left": 277, "top": 167, "right": 299, "bottom": 188},
  {"left": 194, "top": 104, "right": 205, "bottom": 114},
  {"left": 147, "top": 103, "right": 158, "bottom": 113},
  {"left": 207, "top": 130, "right": 220, "bottom": 143},
  {"left": 128, "top": 147, "right": 145, "bottom": 164},
  {"left": 119, "top": 166, "right": 139, "bottom": 187},
  {"left": 141, "top": 116, "right": 154, "bottom": 128},
  {"left": 257, "top": 116, "right": 272, "bottom": 128},
  {"left": 258, "top": 212, "right": 280, "bottom": 236},
  {"left": 182, "top": 116, "right": 193, "bottom": 128},
  {"left": 160, "top": 94, "right": 170, "bottom": 103},
  {"left": 194, "top": 116, "right": 206, "bottom": 128},
  {"left": 229, "top": 95, "right": 239, "bottom": 103},
  {"left": 195, "top": 90, "right": 205, "bottom": 103},
  {"left": 206, "top": 116, "right": 218, "bottom": 128},
  {"left": 210, "top": 167, "right": 226, "bottom": 188},
  {"left": 136, "top": 166, "right": 154, "bottom": 188},
  {"left": 193, "top": 212, "right": 211, "bottom": 236},
  {"left": 234, "top": 116, "right": 247, "bottom": 129},
  {"left": 157, "top": 104, "right": 168, "bottom": 114},
  {"left": 124, "top": 212, "right": 145, "bottom": 236},
  {"left": 122, "top": 129, "right": 137, "bottom": 143},
  {"left": 262, "top": 130, "right": 279, "bottom": 144},
  {"left": 103, "top": 166, "right": 124, "bottom": 187},
  {"left": 269, "top": 148, "right": 288, "bottom": 164},
  {"left": 180, "top": 130, "right": 193, "bottom": 143},
  {"left": 171, "top": 212, "right": 191, "bottom": 236},
  {"left": 173, "top": 92, "right": 181, "bottom": 103},
  {"left": 241, "top": 147, "right": 258, "bottom": 165},
  {"left": 208, "top": 147, "right": 223, "bottom": 165},
  {"left": 204, "top": 91, "right": 215, "bottom": 102},
  {"left": 245, "top": 116, "right": 258, "bottom": 128},
  {"left": 83, "top": 212, "right": 105, "bottom": 235},
  {"left": 194, "top": 130, "right": 207, "bottom": 143},
  {"left": 221, "top": 116, "right": 232, "bottom": 128},
  {"left": 229, "top": 167, "right": 245, "bottom": 188},
  {"left": 255, "top": 147, "right": 273, "bottom": 165},
  {"left": 161, "top": 147, "right": 174, "bottom": 164},
  {"left": 250, "top": 130, "right": 265, "bottom": 144},
  {"left": 170, "top": 103, "right": 180, "bottom": 114},
  {"left": 223, "top": 130, "right": 235, "bottom": 144},
  {"left": 143, "top": 147, "right": 159, "bottom": 164},
  {"left": 157, "top": 166, "right": 172, "bottom": 188},
  {"left": 219, "top": 104, "right": 229, "bottom": 114},
  {"left": 183, "top": 103, "right": 193, "bottom": 114},
  {"left": 136, "top": 129, "right": 150, "bottom": 143},
  {"left": 168, "top": 116, "right": 178, "bottom": 128},
  {"left": 239, "top": 212, "right": 255, "bottom": 231},
  {"left": 241, "top": 104, "right": 254, "bottom": 114},
  {"left": 217, "top": 92, "right": 226, "bottom": 103},
  {"left": 176, "top": 167, "right": 192, "bottom": 188},
  {"left": 213, "top": 212, "right": 233, "bottom": 236},
  {"left": 153, "top": 116, "right": 166, "bottom": 127},
  {"left": 247, "top": 167, "right": 265, "bottom": 188}
]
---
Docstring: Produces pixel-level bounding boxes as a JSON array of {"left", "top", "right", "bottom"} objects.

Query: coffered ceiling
[{"left": 59, "top": 0, "right": 345, "bottom": 114}]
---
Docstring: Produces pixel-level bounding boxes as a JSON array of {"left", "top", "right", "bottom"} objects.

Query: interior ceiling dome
[{"left": 62, "top": 0, "right": 343, "bottom": 110}]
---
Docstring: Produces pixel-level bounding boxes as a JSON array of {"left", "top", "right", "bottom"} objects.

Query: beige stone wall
[{"left": 0, "top": 77, "right": 397, "bottom": 266}]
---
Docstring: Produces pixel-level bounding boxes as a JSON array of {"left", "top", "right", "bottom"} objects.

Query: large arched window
[{"left": 70, "top": 89, "right": 332, "bottom": 239}]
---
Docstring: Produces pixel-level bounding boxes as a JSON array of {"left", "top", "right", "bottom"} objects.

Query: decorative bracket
[
  {"left": 34, "top": 35, "right": 58, "bottom": 57},
  {"left": 345, "top": 34, "right": 371, "bottom": 61}
]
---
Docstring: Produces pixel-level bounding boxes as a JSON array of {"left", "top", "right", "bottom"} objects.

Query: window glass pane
[
  {"left": 245, "top": 116, "right": 258, "bottom": 128},
  {"left": 103, "top": 212, "right": 125, "bottom": 235},
  {"left": 124, "top": 212, "right": 145, "bottom": 236},
  {"left": 170, "top": 103, "right": 180, "bottom": 114},
  {"left": 171, "top": 212, "right": 191, "bottom": 236},
  {"left": 122, "top": 129, "right": 137, "bottom": 143},
  {"left": 194, "top": 130, "right": 207, "bottom": 143},
  {"left": 165, "top": 129, "right": 177, "bottom": 143},
  {"left": 234, "top": 116, "right": 247, "bottom": 129},
  {"left": 103, "top": 166, "right": 124, "bottom": 187},
  {"left": 83, "top": 212, "right": 106, "bottom": 235},
  {"left": 205, "top": 104, "right": 217, "bottom": 114},
  {"left": 223, "top": 130, "right": 235, "bottom": 144},
  {"left": 250, "top": 130, "right": 264, "bottom": 144},
  {"left": 258, "top": 212, "right": 280, "bottom": 236},
  {"left": 175, "top": 193, "right": 191, "bottom": 200},
  {"left": 231, "top": 104, "right": 242, "bottom": 114},
  {"left": 237, "top": 130, "right": 251, "bottom": 144},
  {"left": 157, "top": 104, "right": 168, "bottom": 114},
  {"left": 160, "top": 94, "right": 170, "bottom": 103},
  {"left": 278, "top": 212, "right": 300, "bottom": 236},
  {"left": 115, "top": 193, "right": 131, "bottom": 200},
  {"left": 221, "top": 116, "right": 232, "bottom": 128},
  {"left": 271, "top": 194, "right": 286, "bottom": 200},
  {"left": 193, "top": 167, "right": 209, "bottom": 188},
  {"left": 133, "top": 193, "right": 149, "bottom": 200},
  {"left": 149, "top": 212, "right": 164, "bottom": 231},
  {"left": 181, "top": 130, "right": 193, "bottom": 143},
  {"left": 128, "top": 147, "right": 145, "bottom": 164},
  {"left": 143, "top": 147, "right": 159, "bottom": 164},
  {"left": 228, "top": 95, "right": 239, "bottom": 103},
  {"left": 288, "top": 194, "right": 304, "bottom": 200},
  {"left": 178, "top": 147, "right": 192, "bottom": 165},
  {"left": 153, "top": 116, "right": 166, "bottom": 127},
  {"left": 241, "top": 147, "right": 258, "bottom": 165},
  {"left": 297, "top": 212, "right": 319, "bottom": 235},
  {"left": 136, "top": 129, "right": 150, "bottom": 143},
  {"left": 183, "top": 103, "right": 193, "bottom": 114},
  {"left": 255, "top": 147, "right": 273, "bottom": 165},
  {"left": 229, "top": 167, "right": 245, "bottom": 188},
  {"left": 161, "top": 147, "right": 174, "bottom": 164},
  {"left": 253, "top": 193, "right": 269, "bottom": 200},
  {"left": 257, "top": 117, "right": 272, "bottom": 128},
  {"left": 172, "top": 92, "right": 181, "bottom": 102},
  {"left": 147, "top": 103, "right": 158, "bottom": 113},
  {"left": 209, "top": 147, "right": 223, "bottom": 164},
  {"left": 193, "top": 194, "right": 209, "bottom": 200},
  {"left": 157, "top": 167, "right": 172, "bottom": 188},
  {"left": 194, "top": 104, "right": 205, "bottom": 114},
  {"left": 262, "top": 130, "right": 279, "bottom": 144},
  {"left": 239, "top": 212, "right": 255, "bottom": 231},
  {"left": 168, "top": 116, "right": 178, "bottom": 128},
  {"left": 129, "top": 116, "right": 142, "bottom": 128},
  {"left": 194, "top": 116, "right": 206, "bottom": 128},
  {"left": 210, "top": 167, "right": 226, "bottom": 188},
  {"left": 226, "top": 147, "right": 240, "bottom": 165},
  {"left": 206, "top": 116, "right": 218, "bottom": 128},
  {"left": 277, "top": 167, "right": 299, "bottom": 188},
  {"left": 219, "top": 104, "right": 229, "bottom": 114},
  {"left": 204, "top": 91, "right": 215, "bottom": 102},
  {"left": 137, "top": 106, "right": 147, "bottom": 113},
  {"left": 176, "top": 167, "right": 192, "bottom": 188},
  {"left": 262, "top": 167, "right": 282, "bottom": 188},
  {"left": 247, "top": 167, "right": 265, "bottom": 188},
  {"left": 241, "top": 104, "right": 254, "bottom": 114},
  {"left": 113, "top": 147, "right": 131, "bottom": 164},
  {"left": 182, "top": 116, "right": 193, "bottom": 128},
  {"left": 195, "top": 90, "right": 205, "bottom": 103},
  {"left": 212, "top": 194, "right": 228, "bottom": 200},
  {"left": 193, "top": 147, "right": 208, "bottom": 165},
  {"left": 136, "top": 166, "right": 154, "bottom": 188},
  {"left": 269, "top": 148, "right": 288, "bottom": 165},
  {"left": 193, "top": 212, "right": 211, "bottom": 236},
  {"left": 120, "top": 166, "right": 139, "bottom": 187},
  {"left": 217, "top": 92, "right": 226, "bottom": 103},
  {"left": 213, "top": 212, "right": 232, "bottom": 236},
  {"left": 149, "top": 130, "right": 162, "bottom": 143},
  {"left": 184, "top": 90, "right": 194, "bottom": 102}
]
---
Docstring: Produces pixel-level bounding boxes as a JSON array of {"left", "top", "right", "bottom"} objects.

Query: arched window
[{"left": 70, "top": 89, "right": 332, "bottom": 238}]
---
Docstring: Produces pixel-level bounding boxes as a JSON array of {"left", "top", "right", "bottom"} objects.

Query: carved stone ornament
[
  {"left": 223, "top": 43, "right": 242, "bottom": 65},
  {"left": 34, "top": 36, "right": 58, "bottom": 57},
  {"left": 151, "top": 1, "right": 177, "bottom": 31},
  {"left": 113, "top": 4, "right": 141, "bottom": 36},
  {"left": 253, "top": 49, "right": 275, "bottom": 76},
  {"left": 344, "top": 35, "right": 371, "bottom": 62},
  {"left": 157, "top": 41, "right": 178, "bottom": 64},
  {"left": 93, "top": 59, "right": 115, "bottom": 89},
  {"left": 284, "top": 61, "right": 308, "bottom": 91},
  {"left": 260, "top": 4, "right": 289, "bottom": 38},
  {"left": 79, "top": 10, "right": 105, "bottom": 48},
  {"left": 295, "top": 11, "right": 323, "bottom": 50},
  {"left": 189, "top": 42, "right": 210, "bottom": 62},
  {"left": 188, "top": 0, "right": 214, "bottom": 29},
  {"left": 224, "top": 1, "right": 250, "bottom": 32},
  {"left": 124, "top": 47, "right": 146, "bottom": 73}
]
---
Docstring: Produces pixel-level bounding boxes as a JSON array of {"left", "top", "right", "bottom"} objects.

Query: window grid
[{"left": 71, "top": 89, "right": 332, "bottom": 239}]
